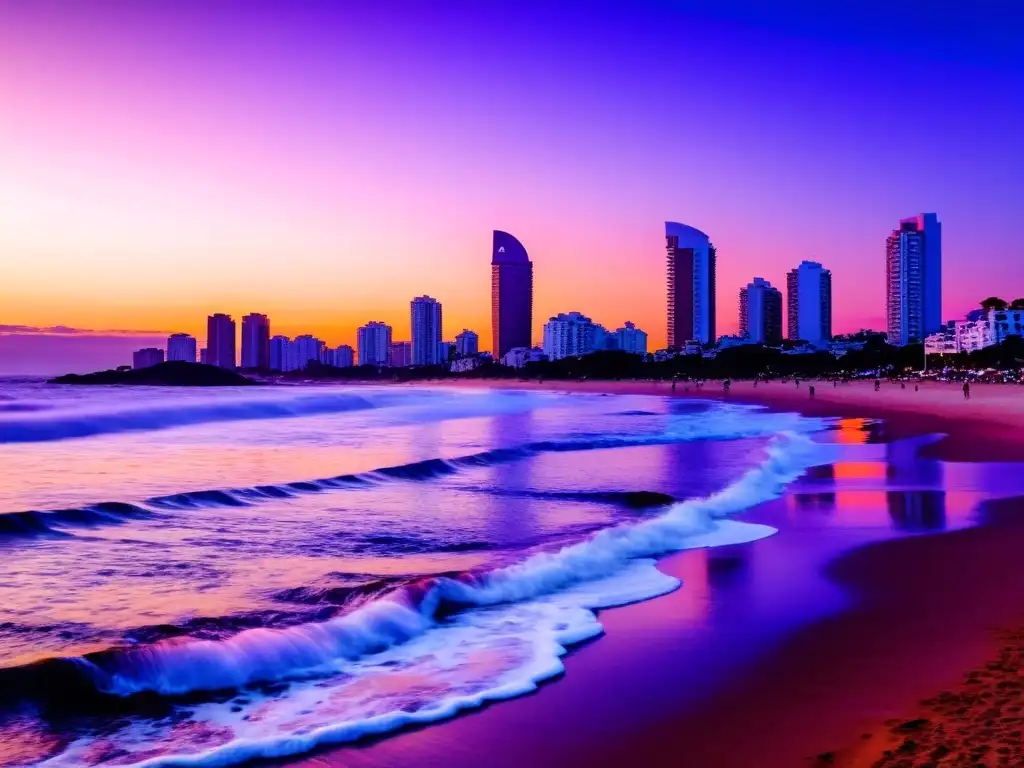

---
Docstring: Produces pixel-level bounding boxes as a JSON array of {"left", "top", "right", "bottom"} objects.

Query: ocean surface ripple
[{"left": 0, "top": 383, "right": 836, "bottom": 767}]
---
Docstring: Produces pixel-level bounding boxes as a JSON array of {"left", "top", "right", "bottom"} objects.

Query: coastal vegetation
[
  {"left": 282, "top": 336, "right": 1024, "bottom": 384},
  {"left": 50, "top": 361, "right": 260, "bottom": 386}
]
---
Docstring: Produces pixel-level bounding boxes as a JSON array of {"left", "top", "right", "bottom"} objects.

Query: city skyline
[{"left": 1, "top": 3, "right": 1021, "bottom": 373}]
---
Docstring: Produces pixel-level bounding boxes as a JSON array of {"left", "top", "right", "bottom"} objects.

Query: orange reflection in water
[
  {"left": 833, "top": 461, "right": 887, "bottom": 480},
  {"left": 834, "top": 418, "right": 870, "bottom": 445}
]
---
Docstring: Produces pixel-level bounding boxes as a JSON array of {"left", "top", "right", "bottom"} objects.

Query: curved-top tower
[
  {"left": 665, "top": 222, "right": 716, "bottom": 348},
  {"left": 491, "top": 230, "right": 533, "bottom": 358}
]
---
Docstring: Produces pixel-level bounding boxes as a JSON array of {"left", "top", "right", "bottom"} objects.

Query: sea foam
[{"left": 44, "top": 431, "right": 824, "bottom": 768}]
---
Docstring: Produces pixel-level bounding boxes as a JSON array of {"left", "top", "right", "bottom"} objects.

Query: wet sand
[{"left": 297, "top": 379, "right": 1024, "bottom": 767}]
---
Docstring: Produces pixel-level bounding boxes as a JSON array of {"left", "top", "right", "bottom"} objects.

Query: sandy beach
[{"left": 284, "top": 378, "right": 1024, "bottom": 768}]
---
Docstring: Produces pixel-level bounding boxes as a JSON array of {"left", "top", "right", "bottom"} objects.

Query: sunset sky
[{"left": 1, "top": 1, "right": 1022, "bottom": 372}]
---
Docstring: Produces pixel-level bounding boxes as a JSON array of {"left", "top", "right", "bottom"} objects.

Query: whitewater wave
[
  {"left": 0, "top": 390, "right": 381, "bottom": 444},
  {"left": 0, "top": 387, "right": 550, "bottom": 444},
  {"left": 2, "top": 406, "right": 822, "bottom": 540},
  {"left": 31, "top": 431, "right": 824, "bottom": 768}
]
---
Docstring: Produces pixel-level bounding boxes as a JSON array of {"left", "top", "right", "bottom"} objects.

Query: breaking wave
[
  {"left": 2, "top": 406, "right": 820, "bottom": 541},
  {"left": 0, "top": 391, "right": 381, "bottom": 444},
  {"left": 21, "top": 431, "right": 824, "bottom": 767}
]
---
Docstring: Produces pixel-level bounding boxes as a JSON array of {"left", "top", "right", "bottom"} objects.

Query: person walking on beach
[
  {"left": 874, "top": 378, "right": 881, "bottom": 392},
  {"left": 963, "top": 381, "right": 970, "bottom": 400},
  {"left": 809, "top": 384, "right": 815, "bottom": 398}
]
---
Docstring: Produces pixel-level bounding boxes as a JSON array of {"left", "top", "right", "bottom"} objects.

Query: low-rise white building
[
  {"left": 925, "top": 309, "right": 1024, "bottom": 354},
  {"left": 502, "top": 347, "right": 547, "bottom": 368},
  {"left": 450, "top": 354, "right": 489, "bottom": 373}
]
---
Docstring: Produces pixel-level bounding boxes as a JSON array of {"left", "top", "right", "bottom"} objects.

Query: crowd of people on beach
[{"left": 663, "top": 372, "right": 984, "bottom": 401}]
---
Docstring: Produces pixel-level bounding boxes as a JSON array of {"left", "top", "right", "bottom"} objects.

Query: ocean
[{"left": 0, "top": 381, "right": 1016, "bottom": 766}]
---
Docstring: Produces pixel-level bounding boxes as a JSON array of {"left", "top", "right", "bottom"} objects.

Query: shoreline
[
  {"left": 435, "top": 378, "right": 1024, "bottom": 462},
  {"left": 290, "top": 379, "right": 1024, "bottom": 767}
]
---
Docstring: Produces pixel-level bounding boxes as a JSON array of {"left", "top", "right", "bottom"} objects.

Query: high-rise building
[
  {"left": 616, "top": 321, "right": 648, "bottom": 355},
  {"left": 389, "top": 341, "right": 412, "bottom": 367},
  {"left": 786, "top": 261, "right": 832, "bottom": 347},
  {"left": 542, "top": 311, "right": 598, "bottom": 360},
  {"left": 132, "top": 347, "right": 164, "bottom": 369},
  {"left": 739, "top": 278, "right": 783, "bottom": 345},
  {"left": 294, "top": 335, "right": 325, "bottom": 370},
  {"left": 357, "top": 321, "right": 392, "bottom": 366},
  {"left": 270, "top": 335, "right": 295, "bottom": 372},
  {"left": 491, "top": 230, "right": 533, "bottom": 358},
  {"left": 886, "top": 213, "right": 942, "bottom": 346},
  {"left": 240, "top": 313, "right": 271, "bottom": 369},
  {"left": 329, "top": 345, "right": 354, "bottom": 368},
  {"left": 455, "top": 329, "right": 479, "bottom": 356},
  {"left": 411, "top": 295, "right": 443, "bottom": 365},
  {"left": 166, "top": 333, "right": 197, "bottom": 363},
  {"left": 206, "top": 313, "right": 236, "bottom": 369},
  {"left": 666, "top": 222, "right": 716, "bottom": 348}
]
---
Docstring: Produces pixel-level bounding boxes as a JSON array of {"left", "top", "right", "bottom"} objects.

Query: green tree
[
  {"left": 981, "top": 296, "right": 1008, "bottom": 311},
  {"left": 1010, "top": 298, "right": 1024, "bottom": 310}
]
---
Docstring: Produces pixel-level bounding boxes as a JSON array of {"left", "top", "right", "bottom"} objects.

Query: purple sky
[{"left": 0, "top": 1, "right": 1022, "bottom": 373}]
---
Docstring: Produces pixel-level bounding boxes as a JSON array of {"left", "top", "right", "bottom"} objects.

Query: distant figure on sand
[
  {"left": 874, "top": 379, "right": 881, "bottom": 391},
  {"left": 901, "top": 382, "right": 906, "bottom": 390},
  {"left": 671, "top": 379, "right": 677, "bottom": 393},
  {"left": 915, "top": 384, "right": 919, "bottom": 392},
  {"left": 963, "top": 381, "right": 971, "bottom": 400},
  {"left": 795, "top": 379, "right": 800, "bottom": 388},
  {"left": 723, "top": 379, "right": 731, "bottom": 393},
  {"left": 809, "top": 385, "right": 815, "bottom": 398}
]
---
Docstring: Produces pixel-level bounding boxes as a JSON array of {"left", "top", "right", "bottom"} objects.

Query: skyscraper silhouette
[
  {"left": 739, "top": 278, "right": 783, "bottom": 345},
  {"left": 491, "top": 230, "right": 533, "bottom": 357},
  {"left": 206, "top": 313, "right": 236, "bottom": 369},
  {"left": 410, "top": 295, "right": 443, "bottom": 365},
  {"left": 241, "top": 313, "right": 271, "bottom": 369},
  {"left": 886, "top": 213, "right": 942, "bottom": 346},
  {"left": 666, "top": 222, "right": 716, "bottom": 348},
  {"left": 786, "top": 261, "right": 832, "bottom": 347}
]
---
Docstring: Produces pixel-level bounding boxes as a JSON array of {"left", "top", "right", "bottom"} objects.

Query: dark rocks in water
[
  {"left": 48, "top": 362, "right": 260, "bottom": 387},
  {"left": 614, "top": 490, "right": 676, "bottom": 509}
]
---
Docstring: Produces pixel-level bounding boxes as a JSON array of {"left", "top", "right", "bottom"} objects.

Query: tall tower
[
  {"left": 886, "top": 213, "right": 942, "bottom": 346},
  {"left": 410, "top": 295, "right": 443, "bottom": 365},
  {"left": 206, "top": 313, "right": 236, "bottom": 369},
  {"left": 240, "top": 313, "right": 271, "bottom": 369},
  {"left": 739, "top": 278, "right": 783, "bottom": 345},
  {"left": 491, "top": 230, "right": 533, "bottom": 357},
  {"left": 786, "top": 261, "right": 832, "bottom": 347},
  {"left": 665, "top": 222, "right": 716, "bottom": 348}
]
